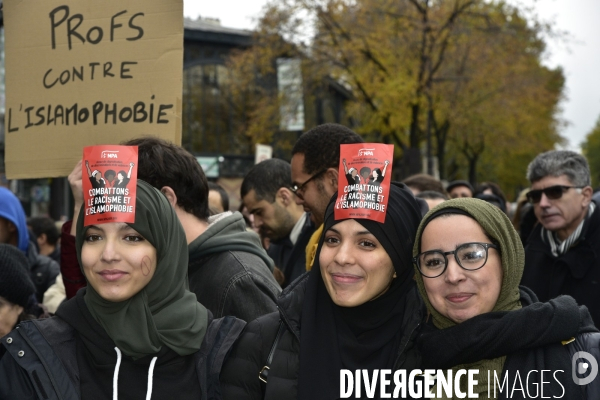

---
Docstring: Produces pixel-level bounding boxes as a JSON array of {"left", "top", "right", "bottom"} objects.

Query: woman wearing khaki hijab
[
  {"left": 413, "top": 198, "right": 600, "bottom": 399},
  {"left": 0, "top": 180, "right": 244, "bottom": 399}
]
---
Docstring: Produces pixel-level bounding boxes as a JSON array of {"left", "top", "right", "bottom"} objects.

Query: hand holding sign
[
  {"left": 68, "top": 160, "right": 84, "bottom": 235},
  {"left": 4, "top": 0, "right": 183, "bottom": 179}
]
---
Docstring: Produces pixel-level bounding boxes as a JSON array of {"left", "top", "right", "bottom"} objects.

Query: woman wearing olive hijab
[
  {"left": 221, "top": 182, "right": 426, "bottom": 399},
  {"left": 413, "top": 198, "right": 600, "bottom": 399},
  {"left": 0, "top": 180, "right": 244, "bottom": 400}
]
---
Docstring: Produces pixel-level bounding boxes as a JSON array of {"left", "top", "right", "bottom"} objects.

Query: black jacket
[
  {"left": 220, "top": 273, "right": 425, "bottom": 400},
  {"left": 0, "top": 308, "right": 245, "bottom": 400},
  {"left": 26, "top": 241, "right": 60, "bottom": 304},
  {"left": 563, "top": 331, "right": 600, "bottom": 399},
  {"left": 417, "top": 287, "right": 600, "bottom": 400},
  {"left": 267, "top": 214, "right": 315, "bottom": 287},
  {"left": 522, "top": 202, "right": 600, "bottom": 327},
  {"left": 188, "top": 212, "right": 281, "bottom": 322}
]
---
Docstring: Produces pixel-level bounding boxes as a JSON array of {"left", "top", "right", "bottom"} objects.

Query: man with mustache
[
  {"left": 242, "top": 158, "right": 314, "bottom": 287},
  {"left": 521, "top": 150, "right": 600, "bottom": 327}
]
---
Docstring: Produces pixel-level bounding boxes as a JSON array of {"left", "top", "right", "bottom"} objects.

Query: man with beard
[{"left": 242, "top": 158, "right": 315, "bottom": 287}]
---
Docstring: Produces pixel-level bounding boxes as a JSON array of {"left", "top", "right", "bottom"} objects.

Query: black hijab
[{"left": 297, "top": 182, "right": 423, "bottom": 400}]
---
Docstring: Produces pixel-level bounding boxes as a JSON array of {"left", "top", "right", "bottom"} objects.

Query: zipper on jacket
[{"left": 394, "top": 322, "right": 421, "bottom": 369}]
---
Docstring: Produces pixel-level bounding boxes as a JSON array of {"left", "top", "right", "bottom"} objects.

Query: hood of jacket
[
  {"left": 188, "top": 211, "right": 274, "bottom": 271},
  {"left": 0, "top": 187, "right": 29, "bottom": 252}
]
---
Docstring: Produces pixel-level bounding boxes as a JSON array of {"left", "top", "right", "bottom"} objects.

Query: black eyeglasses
[
  {"left": 291, "top": 169, "right": 327, "bottom": 197},
  {"left": 526, "top": 185, "right": 584, "bottom": 204},
  {"left": 413, "top": 242, "right": 499, "bottom": 278}
]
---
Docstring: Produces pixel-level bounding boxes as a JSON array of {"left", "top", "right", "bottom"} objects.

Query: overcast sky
[{"left": 184, "top": 0, "right": 600, "bottom": 151}]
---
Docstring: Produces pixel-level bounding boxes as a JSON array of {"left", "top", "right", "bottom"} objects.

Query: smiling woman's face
[
  {"left": 420, "top": 215, "right": 503, "bottom": 324},
  {"left": 319, "top": 219, "right": 395, "bottom": 307},
  {"left": 81, "top": 223, "right": 157, "bottom": 302}
]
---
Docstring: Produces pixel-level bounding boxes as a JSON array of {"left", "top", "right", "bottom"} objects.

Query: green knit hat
[{"left": 412, "top": 198, "right": 524, "bottom": 329}]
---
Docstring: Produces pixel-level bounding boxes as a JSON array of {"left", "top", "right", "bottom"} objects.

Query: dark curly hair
[
  {"left": 291, "top": 123, "right": 363, "bottom": 174},
  {"left": 122, "top": 136, "right": 210, "bottom": 220}
]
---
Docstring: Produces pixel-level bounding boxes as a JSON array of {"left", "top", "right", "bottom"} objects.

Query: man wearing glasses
[
  {"left": 290, "top": 123, "right": 364, "bottom": 270},
  {"left": 521, "top": 150, "right": 600, "bottom": 327}
]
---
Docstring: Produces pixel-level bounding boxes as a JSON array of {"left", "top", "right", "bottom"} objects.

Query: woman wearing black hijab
[{"left": 220, "top": 182, "right": 425, "bottom": 399}]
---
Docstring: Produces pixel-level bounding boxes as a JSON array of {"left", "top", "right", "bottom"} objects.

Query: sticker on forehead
[
  {"left": 82, "top": 145, "right": 138, "bottom": 226},
  {"left": 335, "top": 143, "right": 394, "bottom": 223}
]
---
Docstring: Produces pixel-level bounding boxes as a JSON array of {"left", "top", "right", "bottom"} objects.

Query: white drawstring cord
[
  {"left": 112, "top": 348, "right": 157, "bottom": 400},
  {"left": 146, "top": 357, "right": 158, "bottom": 400},
  {"left": 113, "top": 347, "right": 122, "bottom": 400}
]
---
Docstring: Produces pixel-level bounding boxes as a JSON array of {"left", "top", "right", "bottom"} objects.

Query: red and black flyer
[
  {"left": 335, "top": 143, "right": 394, "bottom": 223},
  {"left": 82, "top": 145, "right": 138, "bottom": 226}
]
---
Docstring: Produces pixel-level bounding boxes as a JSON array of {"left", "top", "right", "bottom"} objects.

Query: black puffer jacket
[{"left": 220, "top": 272, "right": 425, "bottom": 400}]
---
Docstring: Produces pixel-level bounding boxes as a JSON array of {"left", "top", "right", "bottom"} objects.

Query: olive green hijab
[
  {"left": 412, "top": 198, "right": 523, "bottom": 328},
  {"left": 76, "top": 180, "right": 208, "bottom": 359},
  {"left": 412, "top": 198, "right": 524, "bottom": 399}
]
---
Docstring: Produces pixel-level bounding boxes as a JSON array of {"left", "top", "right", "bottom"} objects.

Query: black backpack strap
[
  {"left": 196, "top": 316, "right": 246, "bottom": 400},
  {"left": 259, "top": 320, "right": 286, "bottom": 390}
]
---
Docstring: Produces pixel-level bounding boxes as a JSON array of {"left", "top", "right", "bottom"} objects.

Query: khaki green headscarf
[
  {"left": 76, "top": 180, "right": 208, "bottom": 360},
  {"left": 412, "top": 198, "right": 524, "bottom": 399}
]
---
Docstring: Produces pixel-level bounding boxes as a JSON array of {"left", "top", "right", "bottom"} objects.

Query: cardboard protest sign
[
  {"left": 4, "top": 0, "right": 183, "bottom": 179},
  {"left": 335, "top": 144, "right": 394, "bottom": 223},
  {"left": 82, "top": 145, "right": 138, "bottom": 226}
]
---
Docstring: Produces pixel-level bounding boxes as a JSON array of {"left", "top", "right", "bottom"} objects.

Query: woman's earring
[{"left": 393, "top": 272, "right": 397, "bottom": 278}]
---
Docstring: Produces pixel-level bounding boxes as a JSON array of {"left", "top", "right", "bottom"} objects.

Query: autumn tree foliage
[
  {"left": 220, "top": 0, "right": 565, "bottom": 196},
  {"left": 582, "top": 116, "right": 600, "bottom": 187}
]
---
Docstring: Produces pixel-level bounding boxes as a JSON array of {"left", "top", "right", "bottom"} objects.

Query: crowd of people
[{"left": 0, "top": 123, "right": 599, "bottom": 399}]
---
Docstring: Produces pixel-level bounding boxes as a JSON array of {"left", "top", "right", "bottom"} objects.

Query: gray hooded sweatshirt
[{"left": 188, "top": 211, "right": 281, "bottom": 322}]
